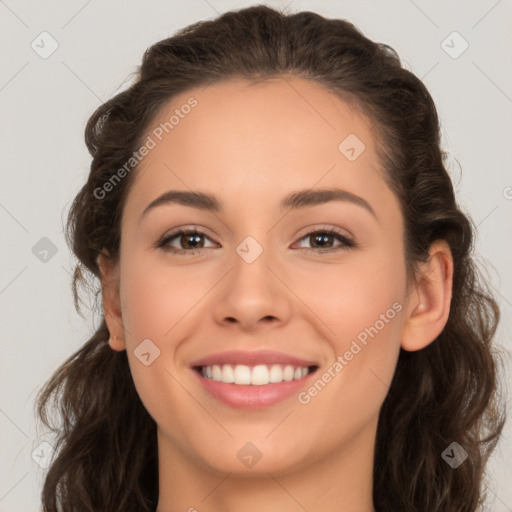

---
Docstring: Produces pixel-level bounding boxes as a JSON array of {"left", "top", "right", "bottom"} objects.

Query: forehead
[
  {"left": 144, "top": 76, "right": 374, "bottom": 162},
  {"left": 124, "top": 76, "right": 393, "bottom": 219}
]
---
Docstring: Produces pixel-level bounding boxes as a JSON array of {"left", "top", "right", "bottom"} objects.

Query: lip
[
  {"left": 190, "top": 350, "right": 319, "bottom": 409},
  {"left": 194, "top": 372, "right": 317, "bottom": 409},
  {"left": 190, "top": 349, "right": 318, "bottom": 368}
]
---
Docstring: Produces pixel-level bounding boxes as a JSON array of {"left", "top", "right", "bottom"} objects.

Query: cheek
[
  {"left": 294, "top": 269, "right": 405, "bottom": 446},
  {"left": 119, "top": 253, "right": 210, "bottom": 341},
  {"left": 294, "top": 246, "right": 406, "bottom": 403},
  {"left": 327, "top": 274, "right": 404, "bottom": 351},
  {"left": 118, "top": 253, "right": 215, "bottom": 407},
  {"left": 292, "top": 247, "right": 406, "bottom": 348},
  {"left": 118, "top": 255, "right": 200, "bottom": 437}
]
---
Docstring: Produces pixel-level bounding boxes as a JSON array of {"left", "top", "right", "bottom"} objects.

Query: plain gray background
[{"left": 1, "top": 0, "right": 511, "bottom": 510}]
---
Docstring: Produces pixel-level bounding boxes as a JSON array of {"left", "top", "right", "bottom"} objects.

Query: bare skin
[{"left": 99, "top": 76, "right": 453, "bottom": 512}]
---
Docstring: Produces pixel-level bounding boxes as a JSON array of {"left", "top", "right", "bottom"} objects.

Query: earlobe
[
  {"left": 98, "top": 252, "right": 126, "bottom": 352},
  {"left": 108, "top": 333, "right": 125, "bottom": 352},
  {"left": 401, "top": 240, "right": 454, "bottom": 352}
]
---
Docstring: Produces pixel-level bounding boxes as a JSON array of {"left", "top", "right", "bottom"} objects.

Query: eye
[
  {"left": 293, "top": 226, "right": 356, "bottom": 253},
  {"left": 157, "top": 225, "right": 356, "bottom": 255},
  {"left": 157, "top": 228, "right": 218, "bottom": 254}
]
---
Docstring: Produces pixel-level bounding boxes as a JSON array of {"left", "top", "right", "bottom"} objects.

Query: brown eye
[
  {"left": 158, "top": 229, "right": 217, "bottom": 254},
  {"left": 180, "top": 232, "right": 204, "bottom": 249},
  {"left": 309, "top": 232, "right": 336, "bottom": 249},
  {"left": 294, "top": 229, "right": 356, "bottom": 252}
]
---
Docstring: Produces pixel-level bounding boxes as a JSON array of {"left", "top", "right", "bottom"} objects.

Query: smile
[
  {"left": 197, "top": 363, "right": 314, "bottom": 385},
  {"left": 190, "top": 350, "right": 320, "bottom": 408}
]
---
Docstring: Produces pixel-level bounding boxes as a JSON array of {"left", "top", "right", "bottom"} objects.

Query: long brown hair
[{"left": 35, "top": 5, "right": 506, "bottom": 511}]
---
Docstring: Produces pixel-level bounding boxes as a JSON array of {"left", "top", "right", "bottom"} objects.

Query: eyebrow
[{"left": 140, "top": 187, "right": 377, "bottom": 221}]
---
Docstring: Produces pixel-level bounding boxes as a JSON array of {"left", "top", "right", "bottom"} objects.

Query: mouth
[
  {"left": 190, "top": 351, "right": 319, "bottom": 409},
  {"left": 194, "top": 363, "right": 318, "bottom": 385}
]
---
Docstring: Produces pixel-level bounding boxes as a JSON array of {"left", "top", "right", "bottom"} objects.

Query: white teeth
[
  {"left": 222, "top": 364, "right": 234, "bottom": 383},
  {"left": 283, "top": 365, "right": 294, "bottom": 382},
  {"left": 212, "top": 364, "right": 222, "bottom": 381},
  {"left": 269, "top": 364, "right": 283, "bottom": 383},
  {"left": 200, "top": 363, "right": 311, "bottom": 385},
  {"left": 234, "top": 364, "right": 251, "bottom": 385},
  {"left": 251, "top": 365, "right": 269, "bottom": 385}
]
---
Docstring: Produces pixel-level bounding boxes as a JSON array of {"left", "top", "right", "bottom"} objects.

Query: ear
[
  {"left": 98, "top": 251, "right": 125, "bottom": 351},
  {"left": 401, "top": 240, "right": 454, "bottom": 351}
]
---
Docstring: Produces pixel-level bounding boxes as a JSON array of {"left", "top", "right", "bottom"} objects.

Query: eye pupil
[
  {"left": 312, "top": 233, "right": 333, "bottom": 248},
  {"left": 183, "top": 233, "right": 203, "bottom": 249}
]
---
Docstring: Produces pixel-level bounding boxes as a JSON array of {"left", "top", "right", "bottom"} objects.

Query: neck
[{"left": 155, "top": 418, "right": 377, "bottom": 512}]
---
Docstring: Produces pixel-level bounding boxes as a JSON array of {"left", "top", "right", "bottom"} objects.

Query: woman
[{"left": 36, "top": 5, "right": 506, "bottom": 511}]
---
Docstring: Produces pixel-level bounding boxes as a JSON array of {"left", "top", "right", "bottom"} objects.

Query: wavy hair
[{"left": 35, "top": 5, "right": 506, "bottom": 511}]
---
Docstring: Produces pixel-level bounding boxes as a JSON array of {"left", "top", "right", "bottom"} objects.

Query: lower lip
[{"left": 193, "top": 369, "right": 316, "bottom": 409}]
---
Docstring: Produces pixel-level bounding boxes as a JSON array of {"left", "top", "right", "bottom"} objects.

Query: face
[{"left": 107, "top": 77, "right": 411, "bottom": 476}]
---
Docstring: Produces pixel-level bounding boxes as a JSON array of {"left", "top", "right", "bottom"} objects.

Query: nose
[{"left": 212, "top": 244, "right": 293, "bottom": 331}]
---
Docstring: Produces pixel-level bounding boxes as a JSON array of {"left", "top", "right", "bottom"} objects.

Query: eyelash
[{"left": 156, "top": 226, "right": 356, "bottom": 255}]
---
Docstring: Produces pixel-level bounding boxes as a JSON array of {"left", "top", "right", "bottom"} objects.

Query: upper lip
[{"left": 190, "top": 350, "right": 318, "bottom": 368}]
